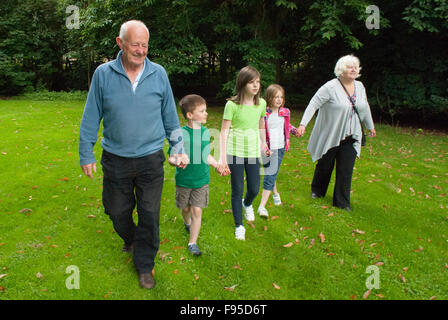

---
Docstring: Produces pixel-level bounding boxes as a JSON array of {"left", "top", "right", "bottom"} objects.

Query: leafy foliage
[{"left": 0, "top": 0, "right": 447, "bottom": 121}]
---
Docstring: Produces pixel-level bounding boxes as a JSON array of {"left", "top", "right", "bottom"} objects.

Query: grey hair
[
  {"left": 334, "top": 54, "right": 362, "bottom": 78},
  {"left": 119, "top": 20, "right": 149, "bottom": 42}
]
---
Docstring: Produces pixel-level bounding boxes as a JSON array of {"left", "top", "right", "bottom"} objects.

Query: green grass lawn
[{"left": 0, "top": 99, "right": 447, "bottom": 300}]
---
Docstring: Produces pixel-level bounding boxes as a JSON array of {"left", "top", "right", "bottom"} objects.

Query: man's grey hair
[{"left": 119, "top": 20, "right": 149, "bottom": 42}]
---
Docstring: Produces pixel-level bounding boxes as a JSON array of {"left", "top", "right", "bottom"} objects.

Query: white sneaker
[
  {"left": 258, "top": 206, "right": 269, "bottom": 218},
  {"left": 242, "top": 199, "right": 255, "bottom": 222},
  {"left": 235, "top": 225, "right": 246, "bottom": 240},
  {"left": 273, "top": 193, "right": 282, "bottom": 206}
]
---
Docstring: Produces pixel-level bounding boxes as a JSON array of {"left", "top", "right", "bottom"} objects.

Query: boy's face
[{"left": 187, "top": 104, "right": 208, "bottom": 124}]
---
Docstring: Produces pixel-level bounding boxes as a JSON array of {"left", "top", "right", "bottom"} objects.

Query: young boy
[{"left": 168, "top": 94, "right": 229, "bottom": 256}]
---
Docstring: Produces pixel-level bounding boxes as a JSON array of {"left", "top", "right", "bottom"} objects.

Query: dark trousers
[
  {"left": 311, "top": 137, "right": 357, "bottom": 209},
  {"left": 227, "top": 155, "right": 260, "bottom": 227},
  {"left": 101, "top": 149, "right": 165, "bottom": 274}
]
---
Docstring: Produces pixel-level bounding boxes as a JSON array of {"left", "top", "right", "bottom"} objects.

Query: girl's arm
[
  {"left": 220, "top": 119, "right": 231, "bottom": 165},
  {"left": 259, "top": 117, "right": 270, "bottom": 155},
  {"left": 289, "top": 122, "right": 300, "bottom": 137}
]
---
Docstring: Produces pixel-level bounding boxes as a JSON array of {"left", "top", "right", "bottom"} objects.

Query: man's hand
[
  {"left": 81, "top": 162, "right": 97, "bottom": 178},
  {"left": 369, "top": 128, "right": 377, "bottom": 138},
  {"left": 171, "top": 154, "right": 189, "bottom": 169}
]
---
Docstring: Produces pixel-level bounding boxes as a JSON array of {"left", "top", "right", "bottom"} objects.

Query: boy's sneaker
[
  {"left": 257, "top": 206, "right": 269, "bottom": 218},
  {"left": 235, "top": 225, "right": 246, "bottom": 240},
  {"left": 242, "top": 199, "right": 255, "bottom": 221},
  {"left": 273, "top": 193, "right": 282, "bottom": 206},
  {"left": 188, "top": 243, "right": 202, "bottom": 256}
]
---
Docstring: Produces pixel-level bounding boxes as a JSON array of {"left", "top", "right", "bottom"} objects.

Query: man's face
[{"left": 116, "top": 26, "right": 149, "bottom": 69}]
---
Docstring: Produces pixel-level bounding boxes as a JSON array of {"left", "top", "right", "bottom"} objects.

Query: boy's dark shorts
[{"left": 175, "top": 184, "right": 209, "bottom": 209}]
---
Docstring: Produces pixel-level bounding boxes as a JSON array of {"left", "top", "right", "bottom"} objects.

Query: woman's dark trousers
[
  {"left": 101, "top": 149, "right": 165, "bottom": 274},
  {"left": 311, "top": 137, "right": 357, "bottom": 209}
]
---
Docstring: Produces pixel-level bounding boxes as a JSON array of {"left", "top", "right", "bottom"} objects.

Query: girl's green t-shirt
[{"left": 223, "top": 98, "right": 266, "bottom": 158}]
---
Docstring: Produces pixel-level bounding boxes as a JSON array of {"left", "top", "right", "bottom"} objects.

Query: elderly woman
[{"left": 297, "top": 55, "right": 376, "bottom": 211}]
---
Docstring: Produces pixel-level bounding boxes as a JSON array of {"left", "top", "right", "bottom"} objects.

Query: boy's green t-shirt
[
  {"left": 223, "top": 98, "right": 267, "bottom": 158},
  {"left": 171, "top": 125, "right": 210, "bottom": 189}
]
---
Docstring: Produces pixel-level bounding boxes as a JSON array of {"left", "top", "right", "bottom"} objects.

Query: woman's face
[
  {"left": 244, "top": 77, "right": 260, "bottom": 97},
  {"left": 342, "top": 64, "right": 359, "bottom": 81}
]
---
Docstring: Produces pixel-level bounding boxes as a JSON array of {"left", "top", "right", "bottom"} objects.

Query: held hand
[
  {"left": 168, "top": 156, "right": 178, "bottom": 166},
  {"left": 81, "top": 162, "right": 97, "bottom": 179},
  {"left": 297, "top": 125, "right": 306, "bottom": 137},
  {"left": 170, "top": 154, "right": 189, "bottom": 169},
  {"left": 216, "top": 163, "right": 231, "bottom": 176},
  {"left": 265, "top": 148, "right": 272, "bottom": 157},
  {"left": 369, "top": 128, "right": 377, "bottom": 138}
]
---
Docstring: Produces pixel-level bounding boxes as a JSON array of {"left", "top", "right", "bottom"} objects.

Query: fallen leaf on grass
[
  {"left": 20, "top": 208, "right": 33, "bottom": 215},
  {"left": 363, "top": 289, "right": 372, "bottom": 300},
  {"left": 318, "top": 233, "right": 326, "bottom": 243},
  {"left": 36, "top": 272, "right": 43, "bottom": 279},
  {"left": 173, "top": 270, "right": 179, "bottom": 274},
  {"left": 283, "top": 242, "right": 293, "bottom": 248},
  {"left": 414, "top": 246, "right": 424, "bottom": 253},
  {"left": 353, "top": 229, "right": 365, "bottom": 235},
  {"left": 429, "top": 296, "right": 437, "bottom": 300},
  {"left": 270, "top": 216, "right": 279, "bottom": 221},
  {"left": 247, "top": 221, "right": 255, "bottom": 229},
  {"left": 0, "top": 274, "right": 7, "bottom": 279},
  {"left": 194, "top": 274, "right": 199, "bottom": 281},
  {"left": 399, "top": 274, "right": 406, "bottom": 283},
  {"left": 87, "top": 214, "right": 96, "bottom": 218},
  {"left": 224, "top": 284, "right": 237, "bottom": 292},
  {"left": 160, "top": 238, "right": 170, "bottom": 245},
  {"left": 272, "top": 283, "right": 281, "bottom": 290},
  {"left": 376, "top": 294, "right": 385, "bottom": 299},
  {"left": 232, "top": 264, "right": 243, "bottom": 270},
  {"left": 403, "top": 267, "right": 409, "bottom": 272},
  {"left": 0, "top": 286, "right": 5, "bottom": 292}
]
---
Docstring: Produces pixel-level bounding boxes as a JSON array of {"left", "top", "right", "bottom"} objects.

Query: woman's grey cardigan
[{"left": 300, "top": 78, "right": 375, "bottom": 162}]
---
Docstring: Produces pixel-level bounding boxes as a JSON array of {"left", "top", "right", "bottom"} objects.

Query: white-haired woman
[{"left": 297, "top": 55, "right": 376, "bottom": 211}]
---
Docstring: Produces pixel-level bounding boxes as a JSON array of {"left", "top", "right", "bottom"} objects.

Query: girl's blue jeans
[{"left": 262, "top": 148, "right": 285, "bottom": 191}]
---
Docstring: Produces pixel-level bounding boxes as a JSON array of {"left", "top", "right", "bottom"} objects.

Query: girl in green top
[{"left": 220, "top": 66, "right": 269, "bottom": 240}]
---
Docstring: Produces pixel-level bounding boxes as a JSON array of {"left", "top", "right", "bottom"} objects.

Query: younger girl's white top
[
  {"left": 267, "top": 111, "right": 285, "bottom": 150},
  {"left": 300, "top": 78, "right": 375, "bottom": 162}
]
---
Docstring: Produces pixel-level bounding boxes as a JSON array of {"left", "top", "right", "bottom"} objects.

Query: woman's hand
[{"left": 297, "top": 125, "right": 306, "bottom": 137}]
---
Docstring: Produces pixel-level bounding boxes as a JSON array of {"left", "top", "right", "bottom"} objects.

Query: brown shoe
[{"left": 138, "top": 273, "right": 155, "bottom": 289}]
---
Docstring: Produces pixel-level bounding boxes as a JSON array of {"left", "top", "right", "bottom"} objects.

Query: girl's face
[
  {"left": 244, "top": 77, "right": 260, "bottom": 97},
  {"left": 271, "top": 91, "right": 284, "bottom": 109}
]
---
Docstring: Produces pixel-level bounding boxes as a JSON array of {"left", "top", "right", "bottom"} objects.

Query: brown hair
[
  {"left": 229, "top": 65, "right": 261, "bottom": 105},
  {"left": 179, "top": 94, "right": 206, "bottom": 119},
  {"left": 264, "top": 84, "right": 285, "bottom": 109}
]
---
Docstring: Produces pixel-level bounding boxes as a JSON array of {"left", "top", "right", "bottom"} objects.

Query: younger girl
[
  {"left": 258, "top": 84, "right": 300, "bottom": 217},
  {"left": 220, "top": 66, "right": 268, "bottom": 240}
]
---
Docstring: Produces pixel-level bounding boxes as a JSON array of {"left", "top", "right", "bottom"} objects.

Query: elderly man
[{"left": 79, "top": 20, "right": 188, "bottom": 289}]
